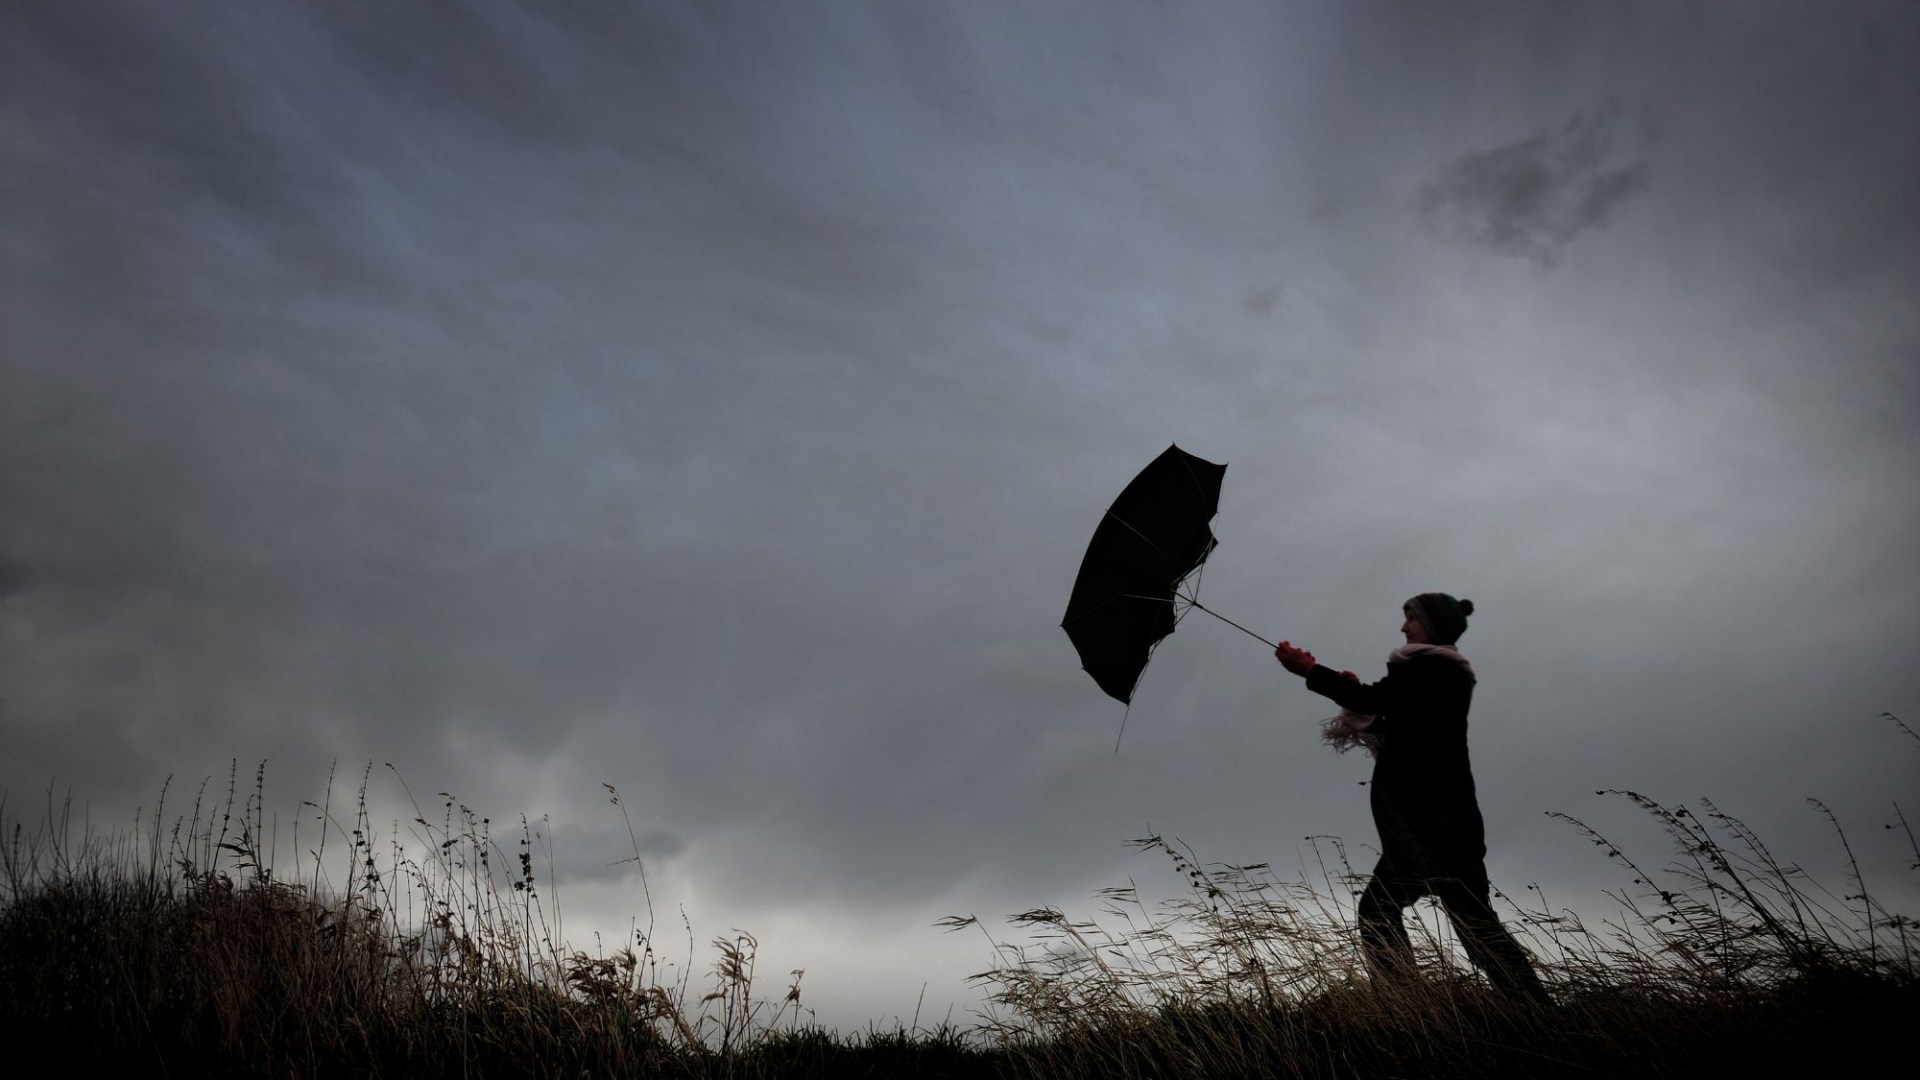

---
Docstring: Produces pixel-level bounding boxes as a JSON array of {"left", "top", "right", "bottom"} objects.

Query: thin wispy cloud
[{"left": 1417, "top": 104, "right": 1653, "bottom": 264}]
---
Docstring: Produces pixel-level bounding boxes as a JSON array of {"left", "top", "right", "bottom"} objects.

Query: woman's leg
[
  {"left": 1431, "top": 875, "right": 1551, "bottom": 1003},
  {"left": 1356, "top": 856, "right": 1422, "bottom": 983}
]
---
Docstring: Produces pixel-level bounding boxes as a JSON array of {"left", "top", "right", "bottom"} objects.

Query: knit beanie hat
[{"left": 1406, "top": 593, "right": 1474, "bottom": 645}]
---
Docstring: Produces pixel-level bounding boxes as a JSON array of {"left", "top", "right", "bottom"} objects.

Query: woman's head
[{"left": 1403, "top": 593, "right": 1473, "bottom": 646}]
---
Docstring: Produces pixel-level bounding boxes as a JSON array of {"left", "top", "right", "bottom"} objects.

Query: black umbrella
[{"left": 1061, "top": 445, "right": 1273, "bottom": 715}]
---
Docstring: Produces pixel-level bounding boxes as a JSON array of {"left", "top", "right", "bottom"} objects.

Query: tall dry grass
[
  {"left": 0, "top": 763, "right": 980, "bottom": 1077},
  {"left": 942, "top": 719, "right": 1919, "bottom": 1078},
  {"left": 2, "top": 716, "right": 1914, "bottom": 1077}
]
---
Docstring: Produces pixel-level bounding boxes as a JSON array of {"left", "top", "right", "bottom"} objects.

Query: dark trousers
[{"left": 1357, "top": 854, "right": 1549, "bottom": 1002}]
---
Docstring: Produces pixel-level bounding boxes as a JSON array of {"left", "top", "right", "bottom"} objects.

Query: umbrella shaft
[{"left": 1185, "top": 598, "right": 1276, "bottom": 649}]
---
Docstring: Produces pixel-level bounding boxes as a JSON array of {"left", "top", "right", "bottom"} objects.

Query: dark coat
[{"left": 1305, "top": 653, "right": 1488, "bottom": 878}]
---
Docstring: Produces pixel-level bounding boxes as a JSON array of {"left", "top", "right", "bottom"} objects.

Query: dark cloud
[
  {"left": 3, "top": 0, "right": 1916, "bottom": 1030},
  {"left": 305, "top": 3, "right": 571, "bottom": 140},
  {"left": 543, "top": 819, "right": 688, "bottom": 888},
  {"left": 1416, "top": 104, "right": 1653, "bottom": 264},
  {"left": 0, "top": 2, "right": 377, "bottom": 300},
  {"left": 0, "top": 559, "right": 30, "bottom": 602}
]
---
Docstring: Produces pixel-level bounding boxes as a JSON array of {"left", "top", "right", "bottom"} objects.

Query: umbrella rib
[
  {"left": 1176, "top": 449, "right": 1209, "bottom": 498},
  {"left": 1102, "top": 510, "right": 1171, "bottom": 560}
]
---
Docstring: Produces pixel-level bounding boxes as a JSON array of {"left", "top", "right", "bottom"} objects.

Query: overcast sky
[{"left": 4, "top": 0, "right": 1916, "bottom": 1029}]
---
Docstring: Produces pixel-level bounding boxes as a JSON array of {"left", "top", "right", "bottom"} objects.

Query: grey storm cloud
[
  {"left": 0, "top": 559, "right": 30, "bottom": 602},
  {"left": 1416, "top": 104, "right": 1653, "bottom": 264},
  {"left": 4, "top": 0, "right": 1917, "bottom": 1029}
]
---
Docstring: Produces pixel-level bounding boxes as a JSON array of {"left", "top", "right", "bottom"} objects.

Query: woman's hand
[{"left": 1275, "top": 640, "right": 1316, "bottom": 676}]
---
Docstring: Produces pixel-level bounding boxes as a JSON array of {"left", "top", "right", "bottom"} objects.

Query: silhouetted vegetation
[{"left": 4, "top": 721, "right": 1914, "bottom": 1077}]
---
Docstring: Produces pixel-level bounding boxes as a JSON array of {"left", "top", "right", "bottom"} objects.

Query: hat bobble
[{"left": 1406, "top": 593, "right": 1472, "bottom": 645}]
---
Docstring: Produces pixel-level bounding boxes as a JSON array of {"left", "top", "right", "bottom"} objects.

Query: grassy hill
[{"left": 3, "top": 762, "right": 1913, "bottom": 1078}]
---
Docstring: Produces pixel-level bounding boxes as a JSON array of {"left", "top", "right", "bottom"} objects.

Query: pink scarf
[{"left": 1320, "top": 643, "right": 1475, "bottom": 755}]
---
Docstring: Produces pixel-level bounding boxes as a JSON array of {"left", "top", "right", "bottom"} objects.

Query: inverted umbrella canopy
[{"left": 1061, "top": 444, "right": 1227, "bottom": 703}]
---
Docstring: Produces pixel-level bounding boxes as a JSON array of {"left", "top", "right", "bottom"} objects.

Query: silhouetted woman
[{"left": 1275, "top": 593, "right": 1548, "bottom": 1002}]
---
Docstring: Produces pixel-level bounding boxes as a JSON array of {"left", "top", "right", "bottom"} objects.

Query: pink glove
[{"left": 1274, "top": 640, "right": 1316, "bottom": 676}]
